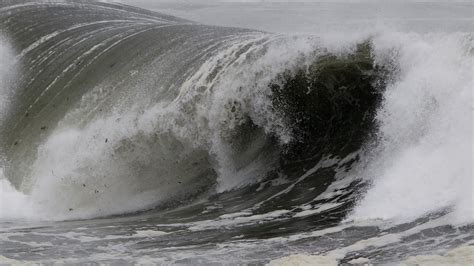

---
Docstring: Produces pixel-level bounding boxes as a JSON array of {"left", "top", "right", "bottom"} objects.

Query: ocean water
[{"left": 0, "top": 1, "right": 472, "bottom": 264}]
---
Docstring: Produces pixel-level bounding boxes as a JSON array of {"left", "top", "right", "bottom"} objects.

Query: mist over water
[{"left": 0, "top": 1, "right": 472, "bottom": 264}]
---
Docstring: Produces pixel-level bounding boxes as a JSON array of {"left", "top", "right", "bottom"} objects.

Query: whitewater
[{"left": 0, "top": 1, "right": 472, "bottom": 264}]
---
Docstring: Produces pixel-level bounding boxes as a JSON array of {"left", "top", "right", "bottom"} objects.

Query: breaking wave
[{"left": 0, "top": 1, "right": 472, "bottom": 264}]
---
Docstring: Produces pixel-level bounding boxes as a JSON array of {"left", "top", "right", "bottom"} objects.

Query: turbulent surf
[{"left": 0, "top": 1, "right": 472, "bottom": 264}]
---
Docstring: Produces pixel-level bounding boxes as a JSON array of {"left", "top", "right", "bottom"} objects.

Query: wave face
[{"left": 0, "top": 1, "right": 472, "bottom": 264}]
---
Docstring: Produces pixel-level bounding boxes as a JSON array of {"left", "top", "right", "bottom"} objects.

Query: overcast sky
[{"left": 109, "top": 0, "right": 470, "bottom": 3}]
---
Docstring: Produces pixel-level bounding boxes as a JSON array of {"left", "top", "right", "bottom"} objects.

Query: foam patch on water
[
  {"left": 401, "top": 245, "right": 474, "bottom": 266},
  {"left": 0, "top": 255, "right": 29, "bottom": 265},
  {"left": 269, "top": 245, "right": 474, "bottom": 266},
  {"left": 267, "top": 254, "right": 338, "bottom": 266},
  {"left": 133, "top": 230, "right": 169, "bottom": 238}
]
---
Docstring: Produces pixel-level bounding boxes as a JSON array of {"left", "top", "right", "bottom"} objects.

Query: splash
[{"left": 350, "top": 32, "right": 473, "bottom": 225}]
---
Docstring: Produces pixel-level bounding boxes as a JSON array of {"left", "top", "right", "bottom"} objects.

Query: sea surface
[{"left": 0, "top": 1, "right": 472, "bottom": 264}]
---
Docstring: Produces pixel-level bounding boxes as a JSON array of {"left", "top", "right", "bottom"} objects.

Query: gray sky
[
  {"left": 110, "top": 0, "right": 472, "bottom": 34},
  {"left": 110, "top": 0, "right": 470, "bottom": 3}
]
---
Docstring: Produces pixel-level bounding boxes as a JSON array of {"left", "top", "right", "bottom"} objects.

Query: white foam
[
  {"left": 133, "top": 230, "right": 169, "bottom": 238},
  {"left": 350, "top": 32, "right": 473, "bottom": 225},
  {"left": 401, "top": 245, "right": 474, "bottom": 266},
  {"left": 270, "top": 216, "right": 463, "bottom": 265},
  {"left": 188, "top": 209, "right": 290, "bottom": 231},
  {"left": 293, "top": 203, "right": 342, "bottom": 218},
  {"left": 0, "top": 255, "right": 28, "bottom": 265},
  {"left": 267, "top": 254, "right": 338, "bottom": 266},
  {"left": 0, "top": 172, "right": 34, "bottom": 220}
]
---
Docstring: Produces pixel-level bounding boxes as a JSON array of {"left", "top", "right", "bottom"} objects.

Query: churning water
[{"left": 0, "top": 1, "right": 472, "bottom": 264}]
